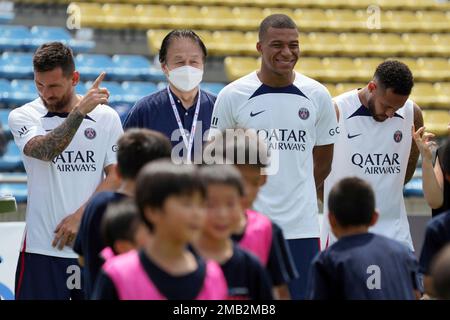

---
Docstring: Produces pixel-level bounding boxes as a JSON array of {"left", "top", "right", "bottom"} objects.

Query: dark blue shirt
[
  {"left": 92, "top": 249, "right": 206, "bottom": 300},
  {"left": 307, "top": 233, "right": 420, "bottom": 300},
  {"left": 232, "top": 221, "right": 298, "bottom": 286},
  {"left": 419, "top": 210, "right": 450, "bottom": 275},
  {"left": 221, "top": 244, "right": 274, "bottom": 300},
  {"left": 123, "top": 87, "right": 216, "bottom": 160},
  {"left": 73, "top": 191, "right": 127, "bottom": 299}
]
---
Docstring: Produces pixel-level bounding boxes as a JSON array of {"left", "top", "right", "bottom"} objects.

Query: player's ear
[
  {"left": 369, "top": 210, "right": 379, "bottom": 227},
  {"left": 71, "top": 71, "right": 80, "bottom": 86},
  {"left": 368, "top": 81, "right": 377, "bottom": 92},
  {"left": 256, "top": 42, "right": 262, "bottom": 54}
]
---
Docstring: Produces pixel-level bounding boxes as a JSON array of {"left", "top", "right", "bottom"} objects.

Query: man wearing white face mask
[{"left": 123, "top": 29, "right": 215, "bottom": 162}]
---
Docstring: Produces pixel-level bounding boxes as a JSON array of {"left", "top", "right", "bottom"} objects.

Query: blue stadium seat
[
  {"left": 0, "top": 78, "right": 11, "bottom": 105},
  {"left": 403, "top": 178, "right": 424, "bottom": 197},
  {"left": 0, "top": 25, "right": 32, "bottom": 51},
  {"left": 0, "top": 183, "right": 27, "bottom": 203},
  {"left": 121, "top": 81, "right": 157, "bottom": 104},
  {"left": 0, "top": 140, "right": 23, "bottom": 171},
  {"left": 6, "top": 79, "right": 38, "bottom": 107},
  {"left": 0, "top": 2, "right": 14, "bottom": 24},
  {"left": 75, "top": 82, "right": 87, "bottom": 95},
  {"left": 75, "top": 54, "right": 114, "bottom": 81},
  {"left": 84, "top": 80, "right": 126, "bottom": 105},
  {"left": 29, "top": 26, "right": 94, "bottom": 53},
  {"left": 0, "top": 52, "right": 33, "bottom": 79},
  {"left": 0, "top": 108, "right": 11, "bottom": 133},
  {"left": 201, "top": 82, "right": 226, "bottom": 95},
  {"left": 113, "top": 104, "right": 132, "bottom": 125},
  {"left": 111, "top": 55, "right": 154, "bottom": 81}
]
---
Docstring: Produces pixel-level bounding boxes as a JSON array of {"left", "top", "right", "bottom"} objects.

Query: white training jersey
[
  {"left": 8, "top": 98, "right": 123, "bottom": 258},
  {"left": 210, "top": 71, "right": 337, "bottom": 239},
  {"left": 321, "top": 89, "right": 414, "bottom": 250}
]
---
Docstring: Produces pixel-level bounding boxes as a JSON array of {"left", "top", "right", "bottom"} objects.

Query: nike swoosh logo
[
  {"left": 250, "top": 110, "right": 265, "bottom": 117},
  {"left": 347, "top": 133, "right": 362, "bottom": 139}
]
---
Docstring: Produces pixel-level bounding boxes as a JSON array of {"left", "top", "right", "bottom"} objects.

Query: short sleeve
[
  {"left": 306, "top": 253, "right": 334, "bottom": 300},
  {"left": 419, "top": 223, "right": 443, "bottom": 275},
  {"left": 8, "top": 107, "right": 46, "bottom": 152},
  {"left": 103, "top": 110, "right": 123, "bottom": 168},
  {"left": 208, "top": 88, "right": 237, "bottom": 139},
  {"left": 314, "top": 87, "right": 338, "bottom": 146}
]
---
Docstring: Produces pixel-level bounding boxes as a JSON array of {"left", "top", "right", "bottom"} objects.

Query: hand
[
  {"left": 52, "top": 207, "right": 84, "bottom": 250},
  {"left": 76, "top": 72, "right": 109, "bottom": 116},
  {"left": 412, "top": 125, "right": 436, "bottom": 162}
]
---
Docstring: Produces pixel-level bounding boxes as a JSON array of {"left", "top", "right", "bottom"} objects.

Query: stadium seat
[
  {"left": 434, "top": 34, "right": 450, "bottom": 57},
  {"left": 135, "top": 5, "right": 172, "bottom": 30},
  {"left": 295, "top": 57, "right": 325, "bottom": 80},
  {"left": 416, "top": 58, "right": 450, "bottom": 82},
  {"left": 121, "top": 81, "right": 158, "bottom": 104},
  {"left": 417, "top": 11, "right": 450, "bottom": 33},
  {"left": 0, "top": 141, "right": 23, "bottom": 171},
  {"left": 0, "top": 25, "right": 32, "bottom": 51},
  {"left": 168, "top": 5, "right": 206, "bottom": 29},
  {"left": 212, "top": 31, "right": 254, "bottom": 56},
  {"left": 0, "top": 1, "right": 14, "bottom": 24},
  {"left": 403, "top": 178, "right": 423, "bottom": 197},
  {"left": 334, "top": 83, "right": 367, "bottom": 96},
  {"left": 75, "top": 54, "right": 114, "bottom": 81},
  {"left": 224, "top": 57, "right": 259, "bottom": 81},
  {"left": 293, "top": 9, "right": 328, "bottom": 31},
  {"left": 29, "top": 25, "right": 94, "bottom": 52},
  {"left": 382, "top": 11, "right": 419, "bottom": 33},
  {"left": 0, "top": 108, "right": 10, "bottom": 132},
  {"left": 84, "top": 80, "right": 126, "bottom": 105},
  {"left": 0, "top": 52, "right": 33, "bottom": 79},
  {"left": 306, "top": 33, "right": 344, "bottom": 56},
  {"left": 234, "top": 7, "right": 265, "bottom": 31},
  {"left": 328, "top": 9, "right": 367, "bottom": 31},
  {"left": 0, "top": 79, "right": 11, "bottom": 105},
  {"left": 202, "top": 6, "right": 237, "bottom": 30},
  {"left": 200, "top": 82, "right": 225, "bottom": 95},
  {"left": 111, "top": 55, "right": 153, "bottom": 81},
  {"left": 0, "top": 183, "right": 27, "bottom": 203},
  {"left": 422, "top": 110, "right": 450, "bottom": 137},
  {"left": 369, "top": 34, "right": 407, "bottom": 57},
  {"left": 435, "top": 83, "right": 450, "bottom": 109},
  {"left": 353, "top": 58, "right": 384, "bottom": 81},
  {"left": 67, "top": 2, "right": 105, "bottom": 29},
  {"left": 403, "top": 34, "right": 441, "bottom": 57},
  {"left": 75, "top": 82, "right": 87, "bottom": 95},
  {"left": 321, "top": 58, "right": 356, "bottom": 82},
  {"left": 339, "top": 33, "right": 375, "bottom": 56},
  {"left": 6, "top": 79, "right": 38, "bottom": 107},
  {"left": 409, "top": 83, "right": 441, "bottom": 108},
  {"left": 102, "top": 4, "right": 136, "bottom": 29}
]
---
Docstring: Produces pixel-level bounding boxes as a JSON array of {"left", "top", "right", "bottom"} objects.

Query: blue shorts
[
  {"left": 15, "top": 252, "right": 84, "bottom": 300},
  {"left": 287, "top": 238, "right": 320, "bottom": 300}
]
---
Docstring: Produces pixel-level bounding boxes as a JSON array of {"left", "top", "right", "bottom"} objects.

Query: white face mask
[{"left": 167, "top": 65, "right": 203, "bottom": 92}]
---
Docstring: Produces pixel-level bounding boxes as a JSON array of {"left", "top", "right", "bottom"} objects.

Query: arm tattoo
[{"left": 23, "top": 109, "right": 85, "bottom": 161}]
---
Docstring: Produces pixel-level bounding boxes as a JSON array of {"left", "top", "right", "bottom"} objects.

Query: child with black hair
[
  {"left": 194, "top": 164, "right": 274, "bottom": 300},
  {"left": 99, "top": 200, "right": 149, "bottom": 262},
  {"left": 206, "top": 129, "right": 298, "bottom": 299},
  {"left": 92, "top": 160, "right": 227, "bottom": 300},
  {"left": 307, "top": 177, "right": 421, "bottom": 300},
  {"left": 74, "top": 128, "right": 172, "bottom": 298}
]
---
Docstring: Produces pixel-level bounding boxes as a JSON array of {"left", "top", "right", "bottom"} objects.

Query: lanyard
[{"left": 167, "top": 86, "right": 201, "bottom": 162}]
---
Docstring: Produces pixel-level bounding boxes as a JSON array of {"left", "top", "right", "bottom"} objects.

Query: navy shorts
[
  {"left": 15, "top": 252, "right": 84, "bottom": 300},
  {"left": 287, "top": 238, "right": 320, "bottom": 300}
]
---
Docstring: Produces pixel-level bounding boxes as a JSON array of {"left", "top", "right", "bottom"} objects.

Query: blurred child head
[
  {"left": 199, "top": 164, "right": 245, "bottom": 241},
  {"left": 206, "top": 128, "right": 270, "bottom": 209},
  {"left": 327, "top": 177, "right": 379, "bottom": 238},
  {"left": 135, "top": 160, "right": 206, "bottom": 244},
  {"left": 116, "top": 128, "right": 172, "bottom": 180},
  {"left": 431, "top": 244, "right": 450, "bottom": 300},
  {"left": 101, "top": 200, "right": 149, "bottom": 255}
]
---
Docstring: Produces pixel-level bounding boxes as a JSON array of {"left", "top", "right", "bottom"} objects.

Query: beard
[
  {"left": 367, "top": 97, "right": 388, "bottom": 122},
  {"left": 41, "top": 90, "right": 73, "bottom": 112}
]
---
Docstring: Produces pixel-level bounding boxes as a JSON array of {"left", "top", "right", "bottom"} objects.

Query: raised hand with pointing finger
[{"left": 76, "top": 72, "right": 110, "bottom": 116}]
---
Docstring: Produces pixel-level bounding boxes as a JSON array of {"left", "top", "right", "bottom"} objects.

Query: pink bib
[
  {"left": 238, "top": 209, "right": 273, "bottom": 265},
  {"left": 103, "top": 250, "right": 228, "bottom": 300}
]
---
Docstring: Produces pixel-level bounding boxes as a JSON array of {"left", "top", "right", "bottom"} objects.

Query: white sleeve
[
  {"left": 208, "top": 88, "right": 237, "bottom": 139},
  {"left": 314, "top": 87, "right": 338, "bottom": 146},
  {"left": 103, "top": 109, "right": 123, "bottom": 168},
  {"left": 8, "top": 107, "right": 46, "bottom": 152}
]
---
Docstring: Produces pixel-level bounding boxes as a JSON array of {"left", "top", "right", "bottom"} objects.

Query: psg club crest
[
  {"left": 298, "top": 107, "right": 310, "bottom": 120},
  {"left": 393, "top": 130, "right": 403, "bottom": 143},
  {"left": 84, "top": 128, "right": 97, "bottom": 140}
]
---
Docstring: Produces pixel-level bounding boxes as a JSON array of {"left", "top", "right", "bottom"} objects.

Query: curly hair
[{"left": 374, "top": 60, "right": 414, "bottom": 96}]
